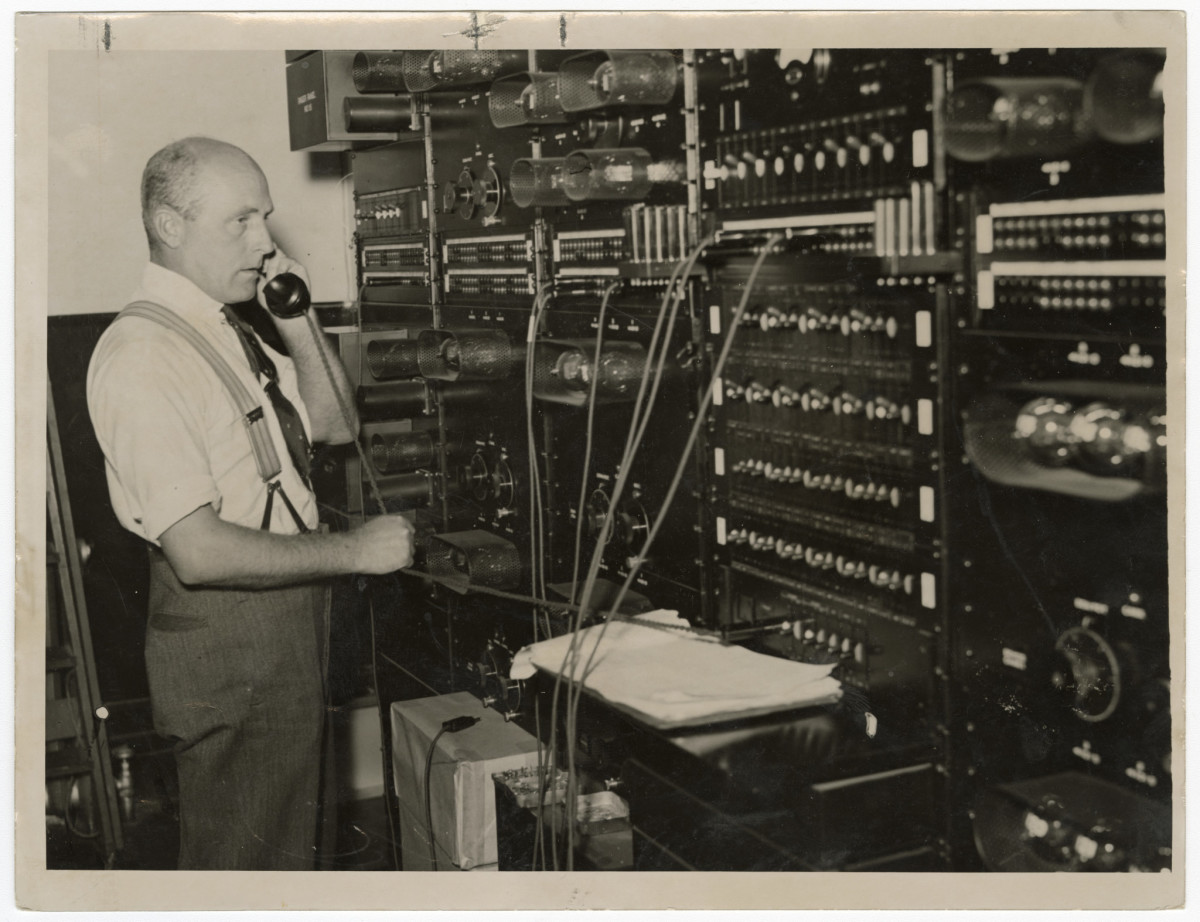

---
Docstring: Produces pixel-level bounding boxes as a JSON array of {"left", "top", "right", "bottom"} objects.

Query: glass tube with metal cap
[
  {"left": 489, "top": 72, "right": 569, "bottom": 128},
  {"left": 556, "top": 50, "right": 679, "bottom": 111},
  {"left": 560, "top": 148, "right": 683, "bottom": 202},
  {"left": 508, "top": 158, "right": 571, "bottom": 208},
  {"left": 944, "top": 78, "right": 1091, "bottom": 162}
]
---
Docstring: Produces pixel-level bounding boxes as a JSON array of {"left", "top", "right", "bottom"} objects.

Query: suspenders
[{"left": 117, "top": 301, "right": 311, "bottom": 534}]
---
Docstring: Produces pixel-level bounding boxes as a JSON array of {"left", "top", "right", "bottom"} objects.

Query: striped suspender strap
[{"left": 117, "top": 302, "right": 310, "bottom": 533}]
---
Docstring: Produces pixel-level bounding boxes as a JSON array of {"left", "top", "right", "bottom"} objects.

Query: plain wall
[{"left": 48, "top": 50, "right": 355, "bottom": 316}]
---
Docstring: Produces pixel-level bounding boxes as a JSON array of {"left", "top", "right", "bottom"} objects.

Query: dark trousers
[{"left": 145, "top": 547, "right": 329, "bottom": 870}]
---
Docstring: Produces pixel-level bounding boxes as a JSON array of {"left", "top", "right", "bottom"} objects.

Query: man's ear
[{"left": 152, "top": 206, "right": 186, "bottom": 250}]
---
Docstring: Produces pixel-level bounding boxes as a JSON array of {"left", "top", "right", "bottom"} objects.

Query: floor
[{"left": 46, "top": 747, "right": 400, "bottom": 872}]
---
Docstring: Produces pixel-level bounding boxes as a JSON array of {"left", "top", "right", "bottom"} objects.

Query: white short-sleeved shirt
[{"left": 87, "top": 262, "right": 320, "bottom": 544}]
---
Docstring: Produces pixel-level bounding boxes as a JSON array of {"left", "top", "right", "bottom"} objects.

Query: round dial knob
[{"left": 1051, "top": 626, "right": 1122, "bottom": 723}]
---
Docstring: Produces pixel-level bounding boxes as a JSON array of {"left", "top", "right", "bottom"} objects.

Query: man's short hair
[{"left": 139, "top": 137, "right": 218, "bottom": 250}]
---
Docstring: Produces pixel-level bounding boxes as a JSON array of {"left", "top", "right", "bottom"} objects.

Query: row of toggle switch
[
  {"left": 726, "top": 527, "right": 915, "bottom": 592},
  {"left": 725, "top": 379, "right": 911, "bottom": 422},
  {"left": 731, "top": 459, "right": 904, "bottom": 506},
  {"left": 739, "top": 304, "right": 899, "bottom": 338},
  {"left": 989, "top": 210, "right": 1166, "bottom": 255},
  {"left": 715, "top": 129, "right": 899, "bottom": 181},
  {"left": 786, "top": 621, "right": 867, "bottom": 665},
  {"left": 444, "top": 241, "right": 531, "bottom": 264}
]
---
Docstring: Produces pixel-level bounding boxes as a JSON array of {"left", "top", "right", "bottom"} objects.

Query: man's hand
[
  {"left": 352, "top": 514, "right": 417, "bottom": 574},
  {"left": 257, "top": 248, "right": 312, "bottom": 314}
]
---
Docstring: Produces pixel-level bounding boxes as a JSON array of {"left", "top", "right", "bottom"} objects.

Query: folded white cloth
[{"left": 511, "top": 611, "right": 842, "bottom": 729}]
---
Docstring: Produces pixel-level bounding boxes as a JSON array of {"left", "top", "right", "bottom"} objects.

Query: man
[{"left": 87, "top": 137, "right": 414, "bottom": 870}]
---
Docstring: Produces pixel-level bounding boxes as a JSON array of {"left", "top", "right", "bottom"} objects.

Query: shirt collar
[{"left": 133, "top": 262, "right": 228, "bottom": 330}]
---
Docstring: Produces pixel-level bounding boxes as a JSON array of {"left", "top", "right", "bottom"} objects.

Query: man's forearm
[
  {"left": 272, "top": 314, "right": 359, "bottom": 444},
  {"left": 160, "top": 504, "right": 415, "bottom": 589},
  {"left": 161, "top": 505, "right": 360, "bottom": 589}
]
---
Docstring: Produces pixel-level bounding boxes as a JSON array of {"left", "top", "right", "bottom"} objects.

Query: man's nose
[{"left": 250, "top": 219, "right": 274, "bottom": 257}]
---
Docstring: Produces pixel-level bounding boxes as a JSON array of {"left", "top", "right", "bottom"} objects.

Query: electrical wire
[
  {"left": 568, "top": 236, "right": 784, "bottom": 713},
  {"left": 554, "top": 237, "right": 715, "bottom": 865},
  {"left": 337, "top": 172, "right": 356, "bottom": 299},
  {"left": 423, "top": 725, "right": 450, "bottom": 871},
  {"left": 291, "top": 218, "right": 749, "bottom": 871},
  {"left": 368, "top": 593, "right": 403, "bottom": 871},
  {"left": 524, "top": 287, "right": 553, "bottom": 639},
  {"left": 534, "top": 245, "right": 695, "bottom": 868},
  {"left": 568, "top": 282, "right": 621, "bottom": 608}
]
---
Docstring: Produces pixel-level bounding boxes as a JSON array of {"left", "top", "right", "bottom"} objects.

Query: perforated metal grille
[
  {"left": 370, "top": 431, "right": 435, "bottom": 474},
  {"left": 488, "top": 74, "right": 530, "bottom": 128},
  {"left": 367, "top": 339, "right": 421, "bottom": 380},
  {"left": 605, "top": 51, "right": 679, "bottom": 106},
  {"left": 558, "top": 51, "right": 679, "bottom": 112},
  {"left": 417, "top": 329, "right": 514, "bottom": 381},
  {"left": 489, "top": 72, "right": 568, "bottom": 128},
  {"left": 557, "top": 53, "right": 608, "bottom": 112},
  {"left": 427, "top": 530, "right": 522, "bottom": 591},
  {"left": 509, "top": 158, "right": 570, "bottom": 208},
  {"left": 454, "top": 330, "right": 514, "bottom": 379},
  {"left": 416, "top": 329, "right": 454, "bottom": 379},
  {"left": 352, "top": 51, "right": 407, "bottom": 93},
  {"left": 434, "top": 50, "right": 526, "bottom": 86},
  {"left": 402, "top": 51, "right": 439, "bottom": 92}
]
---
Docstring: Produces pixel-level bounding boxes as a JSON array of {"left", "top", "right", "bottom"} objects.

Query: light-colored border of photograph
[{"left": 13, "top": 8, "right": 1187, "bottom": 913}]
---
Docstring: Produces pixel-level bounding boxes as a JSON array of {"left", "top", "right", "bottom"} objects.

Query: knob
[
  {"left": 761, "top": 306, "right": 790, "bottom": 330},
  {"left": 746, "top": 381, "right": 773, "bottom": 404},
  {"left": 798, "top": 308, "right": 826, "bottom": 333},
  {"left": 773, "top": 384, "right": 801, "bottom": 408},
  {"left": 867, "top": 396, "right": 907, "bottom": 422},
  {"left": 835, "top": 390, "right": 864, "bottom": 416},
  {"left": 802, "top": 387, "right": 832, "bottom": 412}
]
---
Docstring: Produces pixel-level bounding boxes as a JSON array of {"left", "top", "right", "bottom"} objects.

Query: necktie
[{"left": 221, "top": 305, "right": 312, "bottom": 485}]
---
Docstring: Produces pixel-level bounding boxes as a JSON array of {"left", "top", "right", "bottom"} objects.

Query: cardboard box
[
  {"left": 391, "top": 692, "right": 541, "bottom": 870},
  {"left": 396, "top": 800, "right": 499, "bottom": 872}
]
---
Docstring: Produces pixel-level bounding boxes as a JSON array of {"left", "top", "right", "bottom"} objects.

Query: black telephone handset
[{"left": 262, "top": 272, "right": 311, "bottom": 319}]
